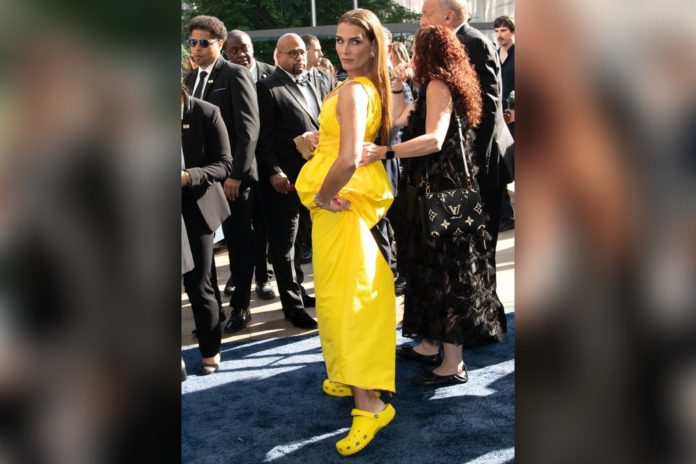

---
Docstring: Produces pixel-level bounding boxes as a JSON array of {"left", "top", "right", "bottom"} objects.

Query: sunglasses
[
  {"left": 187, "top": 38, "right": 219, "bottom": 48},
  {"left": 280, "top": 49, "right": 307, "bottom": 58}
]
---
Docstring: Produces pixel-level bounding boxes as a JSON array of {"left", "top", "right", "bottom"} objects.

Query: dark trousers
[
  {"left": 182, "top": 201, "right": 222, "bottom": 358},
  {"left": 480, "top": 186, "right": 506, "bottom": 330},
  {"left": 500, "top": 188, "right": 514, "bottom": 223},
  {"left": 261, "top": 183, "right": 306, "bottom": 315},
  {"left": 252, "top": 184, "right": 272, "bottom": 284},
  {"left": 222, "top": 185, "right": 255, "bottom": 310}
]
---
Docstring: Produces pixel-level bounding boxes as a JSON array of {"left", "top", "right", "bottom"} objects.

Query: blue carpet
[{"left": 182, "top": 310, "right": 514, "bottom": 463}]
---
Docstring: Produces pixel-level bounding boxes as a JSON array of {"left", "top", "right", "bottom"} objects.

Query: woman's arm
[
  {"left": 363, "top": 80, "right": 453, "bottom": 163},
  {"left": 391, "top": 65, "right": 415, "bottom": 126},
  {"left": 315, "top": 81, "right": 369, "bottom": 211}
]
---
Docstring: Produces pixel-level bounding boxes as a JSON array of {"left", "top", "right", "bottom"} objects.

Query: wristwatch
[{"left": 385, "top": 145, "right": 395, "bottom": 160}]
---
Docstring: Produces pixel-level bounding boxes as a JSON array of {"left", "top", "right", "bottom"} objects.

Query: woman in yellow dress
[{"left": 295, "top": 8, "right": 396, "bottom": 457}]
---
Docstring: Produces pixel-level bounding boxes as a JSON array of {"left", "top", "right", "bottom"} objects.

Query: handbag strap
[
  {"left": 454, "top": 111, "right": 471, "bottom": 179},
  {"left": 422, "top": 109, "right": 472, "bottom": 192}
]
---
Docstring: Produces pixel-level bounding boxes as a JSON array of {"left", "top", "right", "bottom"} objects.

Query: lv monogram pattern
[{"left": 423, "top": 186, "right": 485, "bottom": 238}]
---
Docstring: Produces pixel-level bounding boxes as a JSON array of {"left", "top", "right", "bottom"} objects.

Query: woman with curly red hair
[{"left": 363, "top": 25, "right": 505, "bottom": 386}]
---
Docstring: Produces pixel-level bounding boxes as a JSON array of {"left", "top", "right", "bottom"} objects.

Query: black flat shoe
[
  {"left": 398, "top": 346, "right": 441, "bottom": 366},
  {"left": 411, "top": 368, "right": 468, "bottom": 386}
]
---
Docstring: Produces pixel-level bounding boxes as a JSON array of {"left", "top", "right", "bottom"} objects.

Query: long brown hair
[
  {"left": 412, "top": 25, "right": 482, "bottom": 127},
  {"left": 337, "top": 9, "right": 392, "bottom": 145}
]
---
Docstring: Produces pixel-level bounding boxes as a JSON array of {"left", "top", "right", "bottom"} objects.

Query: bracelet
[
  {"left": 314, "top": 193, "right": 331, "bottom": 210},
  {"left": 391, "top": 88, "right": 404, "bottom": 94}
]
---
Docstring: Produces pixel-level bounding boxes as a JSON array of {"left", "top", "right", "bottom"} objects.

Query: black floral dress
[{"left": 400, "top": 82, "right": 506, "bottom": 348}]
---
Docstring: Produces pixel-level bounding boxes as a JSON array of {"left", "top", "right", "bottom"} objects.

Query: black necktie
[
  {"left": 295, "top": 74, "right": 309, "bottom": 86},
  {"left": 193, "top": 71, "right": 208, "bottom": 98}
]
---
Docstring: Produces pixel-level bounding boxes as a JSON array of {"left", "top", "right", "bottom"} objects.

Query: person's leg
[
  {"left": 229, "top": 186, "right": 255, "bottom": 311},
  {"left": 352, "top": 388, "right": 385, "bottom": 413},
  {"left": 433, "top": 342, "right": 464, "bottom": 376},
  {"left": 182, "top": 207, "right": 221, "bottom": 364},
  {"left": 412, "top": 338, "right": 441, "bottom": 356},
  {"left": 263, "top": 185, "right": 304, "bottom": 315},
  {"left": 499, "top": 188, "right": 515, "bottom": 230},
  {"left": 252, "top": 184, "right": 274, "bottom": 289}
]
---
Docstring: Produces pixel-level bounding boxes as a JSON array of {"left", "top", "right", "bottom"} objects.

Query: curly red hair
[{"left": 412, "top": 25, "right": 482, "bottom": 127}]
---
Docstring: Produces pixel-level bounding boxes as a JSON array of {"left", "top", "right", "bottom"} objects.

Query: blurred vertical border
[
  {"left": 0, "top": 0, "right": 181, "bottom": 462},
  {"left": 516, "top": 0, "right": 696, "bottom": 462}
]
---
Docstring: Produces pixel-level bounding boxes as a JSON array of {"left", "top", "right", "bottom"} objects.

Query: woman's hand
[
  {"left": 327, "top": 196, "right": 351, "bottom": 212},
  {"left": 315, "top": 193, "right": 351, "bottom": 212},
  {"left": 392, "top": 62, "right": 414, "bottom": 86},
  {"left": 360, "top": 143, "right": 385, "bottom": 166}
]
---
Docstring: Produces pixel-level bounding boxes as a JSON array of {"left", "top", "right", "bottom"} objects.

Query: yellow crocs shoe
[
  {"left": 322, "top": 380, "right": 382, "bottom": 398},
  {"left": 335, "top": 404, "right": 396, "bottom": 456},
  {"left": 323, "top": 379, "right": 352, "bottom": 397}
]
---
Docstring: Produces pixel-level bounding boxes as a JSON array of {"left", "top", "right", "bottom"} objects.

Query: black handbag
[{"left": 420, "top": 113, "right": 486, "bottom": 239}]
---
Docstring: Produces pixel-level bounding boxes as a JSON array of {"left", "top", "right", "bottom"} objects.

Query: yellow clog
[
  {"left": 322, "top": 380, "right": 381, "bottom": 398},
  {"left": 335, "top": 404, "right": 396, "bottom": 456},
  {"left": 323, "top": 379, "right": 352, "bottom": 397}
]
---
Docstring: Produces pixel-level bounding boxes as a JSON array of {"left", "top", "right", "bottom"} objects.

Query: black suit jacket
[
  {"left": 185, "top": 56, "right": 260, "bottom": 183},
  {"left": 181, "top": 94, "right": 232, "bottom": 231},
  {"left": 308, "top": 67, "right": 334, "bottom": 101},
  {"left": 252, "top": 60, "right": 276, "bottom": 82},
  {"left": 499, "top": 44, "right": 515, "bottom": 108},
  {"left": 456, "top": 23, "right": 514, "bottom": 189},
  {"left": 256, "top": 68, "right": 321, "bottom": 184}
]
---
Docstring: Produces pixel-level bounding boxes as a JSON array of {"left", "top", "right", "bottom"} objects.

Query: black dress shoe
[
  {"left": 398, "top": 345, "right": 441, "bottom": 366},
  {"left": 223, "top": 277, "right": 236, "bottom": 296},
  {"left": 301, "top": 293, "right": 316, "bottom": 308},
  {"left": 284, "top": 309, "right": 318, "bottom": 329},
  {"left": 224, "top": 307, "right": 250, "bottom": 333},
  {"left": 256, "top": 282, "right": 276, "bottom": 300},
  {"left": 411, "top": 367, "right": 468, "bottom": 386}
]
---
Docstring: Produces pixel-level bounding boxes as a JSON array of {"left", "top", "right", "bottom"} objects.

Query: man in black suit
[
  {"left": 185, "top": 15, "right": 260, "bottom": 333},
  {"left": 225, "top": 30, "right": 275, "bottom": 82},
  {"left": 420, "top": 0, "right": 514, "bottom": 330},
  {"left": 255, "top": 33, "right": 320, "bottom": 329},
  {"left": 301, "top": 34, "right": 335, "bottom": 99},
  {"left": 181, "top": 85, "right": 232, "bottom": 373},
  {"left": 494, "top": 15, "right": 516, "bottom": 231},
  {"left": 224, "top": 29, "right": 278, "bottom": 301}
]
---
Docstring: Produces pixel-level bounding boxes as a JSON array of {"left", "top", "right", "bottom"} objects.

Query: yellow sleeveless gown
[{"left": 296, "top": 77, "right": 396, "bottom": 393}]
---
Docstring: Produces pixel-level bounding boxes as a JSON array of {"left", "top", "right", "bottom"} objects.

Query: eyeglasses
[
  {"left": 279, "top": 49, "right": 307, "bottom": 58},
  {"left": 187, "top": 38, "right": 219, "bottom": 48}
]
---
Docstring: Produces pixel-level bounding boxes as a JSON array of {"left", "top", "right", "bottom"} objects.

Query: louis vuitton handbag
[{"left": 420, "top": 113, "right": 486, "bottom": 239}]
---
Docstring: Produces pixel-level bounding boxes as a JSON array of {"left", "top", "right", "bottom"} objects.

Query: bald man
[
  {"left": 225, "top": 29, "right": 275, "bottom": 82},
  {"left": 224, "top": 29, "right": 278, "bottom": 301},
  {"left": 254, "top": 33, "right": 322, "bottom": 329}
]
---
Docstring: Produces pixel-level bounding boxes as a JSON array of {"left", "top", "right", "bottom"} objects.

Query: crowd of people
[{"left": 181, "top": 0, "right": 515, "bottom": 456}]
